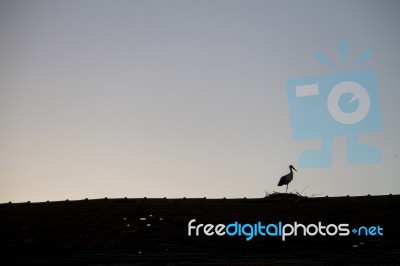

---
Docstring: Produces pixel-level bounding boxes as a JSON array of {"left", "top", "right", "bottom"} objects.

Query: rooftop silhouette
[{"left": 1, "top": 195, "right": 399, "bottom": 264}]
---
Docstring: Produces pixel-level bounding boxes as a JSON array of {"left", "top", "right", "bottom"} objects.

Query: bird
[{"left": 278, "top": 165, "right": 297, "bottom": 193}]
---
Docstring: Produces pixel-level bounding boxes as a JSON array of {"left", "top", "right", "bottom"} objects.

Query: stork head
[{"left": 289, "top": 165, "right": 297, "bottom": 172}]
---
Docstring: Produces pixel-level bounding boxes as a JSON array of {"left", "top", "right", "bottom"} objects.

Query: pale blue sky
[{"left": 1, "top": 0, "right": 399, "bottom": 202}]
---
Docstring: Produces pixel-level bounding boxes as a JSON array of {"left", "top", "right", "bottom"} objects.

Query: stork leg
[{"left": 286, "top": 184, "right": 288, "bottom": 193}]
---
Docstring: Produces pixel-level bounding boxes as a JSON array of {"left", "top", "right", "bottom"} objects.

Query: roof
[{"left": 1, "top": 195, "right": 399, "bottom": 264}]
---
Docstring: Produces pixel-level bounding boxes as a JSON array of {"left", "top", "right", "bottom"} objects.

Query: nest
[{"left": 264, "top": 191, "right": 307, "bottom": 199}]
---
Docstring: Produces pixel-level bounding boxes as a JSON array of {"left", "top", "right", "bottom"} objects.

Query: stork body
[{"left": 278, "top": 165, "right": 297, "bottom": 193}]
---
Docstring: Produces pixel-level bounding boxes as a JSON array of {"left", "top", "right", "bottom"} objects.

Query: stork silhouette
[{"left": 278, "top": 165, "right": 297, "bottom": 193}]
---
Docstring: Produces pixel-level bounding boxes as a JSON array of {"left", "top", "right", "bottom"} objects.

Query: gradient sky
[{"left": 1, "top": 0, "right": 399, "bottom": 203}]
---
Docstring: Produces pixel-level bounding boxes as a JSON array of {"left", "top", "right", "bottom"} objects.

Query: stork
[{"left": 278, "top": 165, "right": 297, "bottom": 193}]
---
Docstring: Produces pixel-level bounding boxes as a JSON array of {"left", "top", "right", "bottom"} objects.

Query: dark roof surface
[{"left": 1, "top": 195, "right": 400, "bottom": 265}]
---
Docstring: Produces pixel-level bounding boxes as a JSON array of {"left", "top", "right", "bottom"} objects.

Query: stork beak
[{"left": 292, "top": 166, "right": 297, "bottom": 172}]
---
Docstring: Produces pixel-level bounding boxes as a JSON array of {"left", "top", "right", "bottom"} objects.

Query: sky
[{"left": 0, "top": 0, "right": 399, "bottom": 203}]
